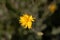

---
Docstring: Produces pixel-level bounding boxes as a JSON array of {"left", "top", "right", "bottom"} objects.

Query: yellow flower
[
  {"left": 48, "top": 3, "right": 57, "bottom": 13},
  {"left": 19, "top": 14, "right": 35, "bottom": 29}
]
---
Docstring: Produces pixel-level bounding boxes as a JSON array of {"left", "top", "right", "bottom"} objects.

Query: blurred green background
[{"left": 0, "top": 0, "right": 60, "bottom": 40}]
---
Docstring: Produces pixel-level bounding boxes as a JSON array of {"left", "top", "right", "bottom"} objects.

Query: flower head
[
  {"left": 48, "top": 3, "right": 57, "bottom": 13},
  {"left": 19, "top": 13, "right": 35, "bottom": 29}
]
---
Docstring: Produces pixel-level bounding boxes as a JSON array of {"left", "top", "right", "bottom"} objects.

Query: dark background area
[{"left": 0, "top": 0, "right": 60, "bottom": 40}]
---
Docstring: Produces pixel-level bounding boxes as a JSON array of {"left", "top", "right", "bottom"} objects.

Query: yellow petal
[{"left": 19, "top": 13, "right": 35, "bottom": 29}]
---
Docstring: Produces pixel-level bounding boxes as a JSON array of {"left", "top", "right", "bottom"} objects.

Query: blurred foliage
[{"left": 0, "top": 0, "right": 60, "bottom": 40}]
